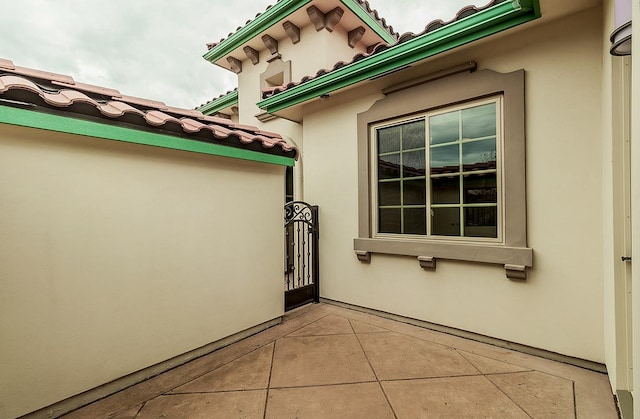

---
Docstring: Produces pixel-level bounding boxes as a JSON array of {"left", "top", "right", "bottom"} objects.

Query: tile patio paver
[{"left": 62, "top": 303, "right": 619, "bottom": 419}]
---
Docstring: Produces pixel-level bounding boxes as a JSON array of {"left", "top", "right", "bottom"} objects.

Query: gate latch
[{"left": 622, "top": 256, "right": 632, "bottom": 262}]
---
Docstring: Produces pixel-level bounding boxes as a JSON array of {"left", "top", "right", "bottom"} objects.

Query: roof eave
[
  {"left": 202, "top": 0, "right": 397, "bottom": 66},
  {"left": 197, "top": 90, "right": 239, "bottom": 115},
  {"left": 257, "top": 0, "right": 541, "bottom": 114}
]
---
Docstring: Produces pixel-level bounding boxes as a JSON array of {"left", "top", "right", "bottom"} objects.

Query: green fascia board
[
  {"left": 197, "top": 90, "right": 239, "bottom": 115},
  {"left": 258, "top": 0, "right": 540, "bottom": 113},
  {"left": 0, "top": 105, "right": 295, "bottom": 167},
  {"left": 203, "top": 0, "right": 395, "bottom": 64},
  {"left": 339, "top": 0, "right": 397, "bottom": 44}
]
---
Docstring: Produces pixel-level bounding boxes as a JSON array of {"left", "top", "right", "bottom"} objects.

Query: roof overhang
[
  {"left": 203, "top": 0, "right": 398, "bottom": 71},
  {"left": 197, "top": 89, "right": 239, "bottom": 115},
  {"left": 257, "top": 0, "right": 541, "bottom": 118}
]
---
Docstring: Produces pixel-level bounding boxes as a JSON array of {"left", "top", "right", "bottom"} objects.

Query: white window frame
[{"left": 370, "top": 97, "right": 504, "bottom": 244}]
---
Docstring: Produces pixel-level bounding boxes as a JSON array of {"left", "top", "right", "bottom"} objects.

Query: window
[
  {"left": 373, "top": 98, "right": 501, "bottom": 240},
  {"left": 355, "top": 69, "right": 532, "bottom": 272}
]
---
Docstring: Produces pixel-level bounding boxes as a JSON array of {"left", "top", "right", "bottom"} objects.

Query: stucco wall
[
  {"left": 301, "top": 6, "right": 605, "bottom": 362},
  {"left": 0, "top": 125, "right": 285, "bottom": 418}
]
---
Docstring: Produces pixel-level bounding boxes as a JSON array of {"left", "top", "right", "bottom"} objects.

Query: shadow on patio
[{"left": 62, "top": 303, "right": 618, "bottom": 418}]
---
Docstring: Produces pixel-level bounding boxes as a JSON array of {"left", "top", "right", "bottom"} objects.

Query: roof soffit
[
  {"left": 257, "top": 0, "right": 542, "bottom": 115},
  {"left": 203, "top": 0, "right": 398, "bottom": 71}
]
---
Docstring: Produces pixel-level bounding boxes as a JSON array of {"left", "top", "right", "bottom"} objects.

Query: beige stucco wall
[
  {"left": 301, "top": 6, "right": 606, "bottom": 362},
  {"left": 0, "top": 125, "right": 285, "bottom": 418}
]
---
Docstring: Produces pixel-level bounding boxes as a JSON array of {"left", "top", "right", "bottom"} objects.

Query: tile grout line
[
  {"left": 349, "top": 318, "right": 399, "bottom": 419},
  {"left": 263, "top": 339, "right": 278, "bottom": 419},
  {"left": 483, "top": 372, "right": 534, "bottom": 419},
  {"left": 572, "top": 381, "right": 578, "bottom": 419}
]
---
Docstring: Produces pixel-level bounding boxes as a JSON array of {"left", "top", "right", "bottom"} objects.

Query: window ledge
[{"left": 353, "top": 237, "right": 533, "bottom": 267}]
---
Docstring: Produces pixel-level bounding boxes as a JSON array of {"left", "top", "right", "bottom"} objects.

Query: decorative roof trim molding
[
  {"left": 197, "top": 89, "right": 239, "bottom": 115},
  {"left": 338, "top": 0, "right": 395, "bottom": 43},
  {"left": 0, "top": 104, "right": 294, "bottom": 167},
  {"left": 203, "top": 0, "right": 396, "bottom": 65},
  {"left": 258, "top": 0, "right": 540, "bottom": 114}
]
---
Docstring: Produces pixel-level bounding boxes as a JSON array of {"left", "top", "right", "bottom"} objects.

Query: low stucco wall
[
  {"left": 302, "top": 6, "right": 605, "bottom": 362},
  {"left": 0, "top": 125, "right": 285, "bottom": 418}
]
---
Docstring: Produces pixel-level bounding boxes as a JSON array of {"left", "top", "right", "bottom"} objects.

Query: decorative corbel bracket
[
  {"left": 418, "top": 256, "right": 436, "bottom": 271},
  {"left": 325, "top": 7, "right": 344, "bottom": 32},
  {"left": 226, "top": 56, "right": 243, "bottom": 74},
  {"left": 505, "top": 264, "right": 527, "bottom": 280},
  {"left": 348, "top": 26, "right": 366, "bottom": 48},
  {"left": 307, "top": 6, "right": 326, "bottom": 31},
  {"left": 356, "top": 250, "right": 371, "bottom": 263},
  {"left": 243, "top": 46, "right": 260, "bottom": 65},
  {"left": 283, "top": 21, "right": 301, "bottom": 44},
  {"left": 261, "top": 35, "right": 279, "bottom": 57}
]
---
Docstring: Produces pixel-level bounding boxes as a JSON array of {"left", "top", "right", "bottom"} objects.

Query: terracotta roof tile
[
  {"left": 196, "top": 87, "right": 238, "bottom": 111},
  {"left": 0, "top": 61, "right": 297, "bottom": 160},
  {"left": 262, "top": 0, "right": 503, "bottom": 100}
]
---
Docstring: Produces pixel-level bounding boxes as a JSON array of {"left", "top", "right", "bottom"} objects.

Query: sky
[{"left": 0, "top": 0, "right": 483, "bottom": 109}]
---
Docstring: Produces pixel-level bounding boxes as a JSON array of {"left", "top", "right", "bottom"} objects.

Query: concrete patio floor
[{"left": 62, "top": 303, "right": 619, "bottom": 418}]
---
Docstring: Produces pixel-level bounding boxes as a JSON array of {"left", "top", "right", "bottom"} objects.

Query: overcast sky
[{"left": 1, "top": 0, "right": 482, "bottom": 109}]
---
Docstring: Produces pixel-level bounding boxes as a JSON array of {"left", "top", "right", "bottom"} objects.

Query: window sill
[{"left": 353, "top": 237, "right": 533, "bottom": 278}]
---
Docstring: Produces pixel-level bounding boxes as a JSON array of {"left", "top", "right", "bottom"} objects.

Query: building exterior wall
[
  {"left": 0, "top": 125, "right": 285, "bottom": 418},
  {"left": 301, "top": 6, "right": 605, "bottom": 362}
]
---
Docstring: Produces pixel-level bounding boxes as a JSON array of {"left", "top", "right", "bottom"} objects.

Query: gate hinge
[{"left": 622, "top": 256, "right": 632, "bottom": 262}]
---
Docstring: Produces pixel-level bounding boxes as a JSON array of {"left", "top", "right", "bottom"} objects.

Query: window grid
[{"left": 373, "top": 97, "right": 502, "bottom": 241}]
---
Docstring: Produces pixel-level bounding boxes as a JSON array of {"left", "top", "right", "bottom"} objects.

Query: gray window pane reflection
[
  {"left": 464, "top": 174, "right": 497, "bottom": 204},
  {"left": 430, "top": 111, "right": 459, "bottom": 145},
  {"left": 378, "top": 154, "right": 401, "bottom": 179},
  {"left": 462, "top": 103, "right": 496, "bottom": 139},
  {"left": 402, "top": 150, "right": 425, "bottom": 176},
  {"left": 379, "top": 181, "right": 401, "bottom": 206},
  {"left": 464, "top": 207, "right": 497, "bottom": 238},
  {"left": 378, "top": 126, "right": 401, "bottom": 153},
  {"left": 431, "top": 176, "right": 460, "bottom": 204},
  {"left": 462, "top": 138, "right": 496, "bottom": 171},
  {"left": 404, "top": 179, "right": 426, "bottom": 205},
  {"left": 430, "top": 144, "right": 459, "bottom": 174},
  {"left": 379, "top": 208, "right": 401, "bottom": 233},
  {"left": 403, "top": 120, "right": 425, "bottom": 150},
  {"left": 404, "top": 208, "right": 426, "bottom": 234},
  {"left": 431, "top": 207, "right": 460, "bottom": 236}
]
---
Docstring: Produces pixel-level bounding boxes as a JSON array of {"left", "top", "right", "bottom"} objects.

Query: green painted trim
[
  {"left": 0, "top": 105, "right": 295, "bottom": 167},
  {"left": 203, "top": 0, "right": 311, "bottom": 64},
  {"left": 339, "top": 0, "right": 397, "bottom": 44},
  {"left": 203, "top": 0, "right": 396, "bottom": 65},
  {"left": 258, "top": 0, "right": 539, "bottom": 113},
  {"left": 197, "top": 90, "right": 239, "bottom": 115}
]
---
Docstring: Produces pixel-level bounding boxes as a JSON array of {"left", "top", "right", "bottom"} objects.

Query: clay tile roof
[
  {"left": 0, "top": 59, "right": 297, "bottom": 160},
  {"left": 205, "top": 0, "right": 397, "bottom": 51},
  {"left": 261, "top": 0, "right": 503, "bottom": 100}
]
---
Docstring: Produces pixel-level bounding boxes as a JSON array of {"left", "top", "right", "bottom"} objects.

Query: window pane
[
  {"left": 464, "top": 174, "right": 497, "bottom": 204},
  {"left": 430, "top": 144, "right": 459, "bottom": 175},
  {"left": 431, "top": 176, "right": 460, "bottom": 204},
  {"left": 462, "top": 138, "right": 496, "bottom": 171},
  {"left": 403, "top": 120, "right": 425, "bottom": 150},
  {"left": 462, "top": 103, "right": 496, "bottom": 139},
  {"left": 404, "top": 179, "right": 426, "bottom": 205},
  {"left": 464, "top": 207, "right": 497, "bottom": 238},
  {"left": 430, "top": 111, "right": 459, "bottom": 145},
  {"left": 404, "top": 208, "right": 426, "bottom": 235},
  {"left": 378, "top": 126, "right": 401, "bottom": 153},
  {"left": 379, "top": 181, "right": 401, "bottom": 206},
  {"left": 403, "top": 150, "right": 425, "bottom": 177},
  {"left": 379, "top": 208, "right": 401, "bottom": 233},
  {"left": 378, "top": 153, "right": 401, "bottom": 179},
  {"left": 431, "top": 207, "right": 460, "bottom": 236}
]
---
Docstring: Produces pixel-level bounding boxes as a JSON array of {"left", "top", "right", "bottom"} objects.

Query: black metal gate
[{"left": 284, "top": 201, "right": 319, "bottom": 311}]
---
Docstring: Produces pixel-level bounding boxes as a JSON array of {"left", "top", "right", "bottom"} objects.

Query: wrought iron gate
[{"left": 284, "top": 201, "right": 319, "bottom": 311}]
